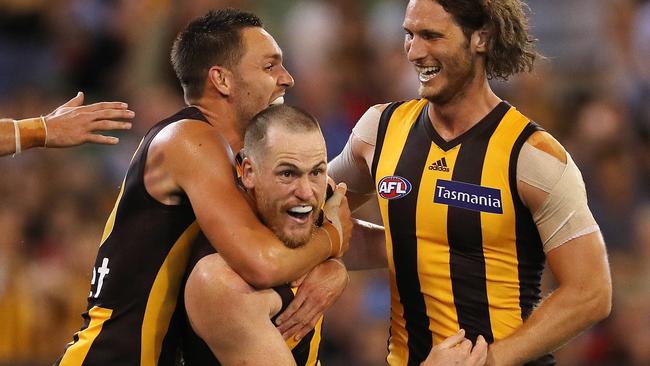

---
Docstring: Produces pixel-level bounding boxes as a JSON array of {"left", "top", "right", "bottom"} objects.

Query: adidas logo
[{"left": 428, "top": 157, "right": 450, "bottom": 172}]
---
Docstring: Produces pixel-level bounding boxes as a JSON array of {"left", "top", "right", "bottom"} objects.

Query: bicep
[
  {"left": 546, "top": 231, "right": 610, "bottom": 289},
  {"left": 517, "top": 132, "right": 599, "bottom": 253}
]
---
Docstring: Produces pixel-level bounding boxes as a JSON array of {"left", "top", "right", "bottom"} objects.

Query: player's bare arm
[
  {"left": 146, "top": 119, "right": 348, "bottom": 288},
  {"left": 1, "top": 92, "right": 133, "bottom": 156},
  {"left": 328, "top": 104, "right": 390, "bottom": 270},
  {"left": 486, "top": 131, "right": 612, "bottom": 365},
  {"left": 186, "top": 253, "right": 298, "bottom": 366}
]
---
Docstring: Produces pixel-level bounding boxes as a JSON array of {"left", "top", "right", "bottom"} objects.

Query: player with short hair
[{"left": 55, "top": 9, "right": 350, "bottom": 366}]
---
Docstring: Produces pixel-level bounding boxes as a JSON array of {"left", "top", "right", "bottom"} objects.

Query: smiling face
[
  {"left": 242, "top": 123, "right": 327, "bottom": 248},
  {"left": 403, "top": 0, "right": 481, "bottom": 104},
  {"left": 231, "top": 27, "right": 295, "bottom": 122}
]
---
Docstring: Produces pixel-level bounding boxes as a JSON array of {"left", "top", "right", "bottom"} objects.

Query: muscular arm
[
  {"left": 329, "top": 104, "right": 389, "bottom": 269},
  {"left": 487, "top": 132, "right": 612, "bottom": 366},
  {"left": 157, "top": 121, "right": 337, "bottom": 288}
]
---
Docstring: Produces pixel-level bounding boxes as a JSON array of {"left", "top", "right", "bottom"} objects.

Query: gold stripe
[
  {"left": 58, "top": 307, "right": 113, "bottom": 366},
  {"left": 480, "top": 107, "right": 530, "bottom": 340},
  {"left": 417, "top": 145, "right": 461, "bottom": 344},
  {"left": 100, "top": 138, "right": 145, "bottom": 246},
  {"left": 284, "top": 287, "right": 323, "bottom": 365},
  {"left": 305, "top": 316, "right": 323, "bottom": 366},
  {"left": 376, "top": 99, "right": 426, "bottom": 365},
  {"left": 140, "top": 221, "right": 200, "bottom": 366}
]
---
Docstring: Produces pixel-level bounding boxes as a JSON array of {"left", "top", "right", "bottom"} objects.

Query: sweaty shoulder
[
  {"left": 351, "top": 103, "right": 390, "bottom": 146},
  {"left": 146, "top": 119, "right": 231, "bottom": 203},
  {"left": 152, "top": 119, "right": 232, "bottom": 178}
]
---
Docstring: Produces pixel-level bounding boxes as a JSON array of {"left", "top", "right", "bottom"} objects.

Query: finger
[
  {"left": 437, "top": 329, "right": 465, "bottom": 349},
  {"left": 90, "top": 108, "right": 135, "bottom": 121},
  {"left": 85, "top": 134, "right": 120, "bottom": 145},
  {"left": 459, "top": 339, "right": 472, "bottom": 354},
  {"left": 90, "top": 120, "right": 133, "bottom": 131},
  {"left": 60, "top": 91, "right": 84, "bottom": 108},
  {"left": 292, "top": 313, "right": 321, "bottom": 341},
  {"left": 275, "top": 293, "right": 307, "bottom": 326},
  {"left": 84, "top": 101, "right": 130, "bottom": 112},
  {"left": 468, "top": 335, "right": 488, "bottom": 366},
  {"left": 280, "top": 322, "right": 303, "bottom": 341}
]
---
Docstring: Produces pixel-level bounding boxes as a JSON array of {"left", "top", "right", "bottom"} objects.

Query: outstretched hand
[{"left": 45, "top": 92, "right": 134, "bottom": 147}]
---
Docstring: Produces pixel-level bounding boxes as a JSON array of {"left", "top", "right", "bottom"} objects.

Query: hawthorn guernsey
[{"left": 434, "top": 179, "right": 503, "bottom": 214}]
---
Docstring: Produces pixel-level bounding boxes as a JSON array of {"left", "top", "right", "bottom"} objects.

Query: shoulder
[
  {"left": 150, "top": 118, "right": 233, "bottom": 175},
  {"left": 351, "top": 103, "right": 393, "bottom": 146},
  {"left": 524, "top": 130, "right": 567, "bottom": 164}
]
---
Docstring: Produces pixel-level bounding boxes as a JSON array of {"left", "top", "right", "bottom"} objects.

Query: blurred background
[{"left": 0, "top": 0, "right": 649, "bottom": 365}]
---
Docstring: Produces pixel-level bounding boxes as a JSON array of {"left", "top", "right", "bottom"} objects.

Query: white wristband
[
  {"left": 13, "top": 119, "right": 21, "bottom": 156},
  {"left": 40, "top": 115, "right": 48, "bottom": 148}
]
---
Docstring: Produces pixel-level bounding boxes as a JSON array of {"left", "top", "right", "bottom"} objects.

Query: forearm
[
  {"left": 343, "top": 218, "right": 386, "bottom": 270},
  {"left": 0, "top": 119, "right": 15, "bottom": 156},
  {"left": 488, "top": 284, "right": 611, "bottom": 365},
  {"left": 0, "top": 117, "right": 46, "bottom": 156},
  {"left": 216, "top": 224, "right": 335, "bottom": 289}
]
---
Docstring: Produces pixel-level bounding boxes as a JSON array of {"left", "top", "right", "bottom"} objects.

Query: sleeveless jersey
[
  {"left": 56, "top": 107, "right": 208, "bottom": 366},
  {"left": 180, "top": 233, "right": 323, "bottom": 366},
  {"left": 371, "top": 99, "right": 554, "bottom": 366}
]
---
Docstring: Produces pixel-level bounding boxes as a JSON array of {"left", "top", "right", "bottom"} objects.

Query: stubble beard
[
  {"left": 256, "top": 192, "right": 314, "bottom": 249},
  {"left": 421, "top": 43, "right": 476, "bottom": 105}
]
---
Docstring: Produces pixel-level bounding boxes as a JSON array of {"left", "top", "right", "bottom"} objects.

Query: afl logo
[{"left": 378, "top": 176, "right": 412, "bottom": 200}]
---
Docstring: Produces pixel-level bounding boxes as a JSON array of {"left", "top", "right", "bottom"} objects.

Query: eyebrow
[
  {"left": 265, "top": 53, "right": 282, "bottom": 62},
  {"left": 404, "top": 26, "right": 445, "bottom": 39},
  {"left": 276, "top": 161, "right": 327, "bottom": 170}
]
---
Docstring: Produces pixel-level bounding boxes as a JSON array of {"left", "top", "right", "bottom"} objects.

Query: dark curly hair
[{"left": 436, "top": 0, "right": 540, "bottom": 80}]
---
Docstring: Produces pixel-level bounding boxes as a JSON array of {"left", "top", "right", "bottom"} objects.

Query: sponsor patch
[
  {"left": 434, "top": 179, "right": 503, "bottom": 214},
  {"left": 378, "top": 176, "right": 412, "bottom": 200}
]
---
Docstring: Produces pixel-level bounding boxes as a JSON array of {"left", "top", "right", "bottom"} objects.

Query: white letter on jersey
[{"left": 92, "top": 257, "right": 111, "bottom": 299}]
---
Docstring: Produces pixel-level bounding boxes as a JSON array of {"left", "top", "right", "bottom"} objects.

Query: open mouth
[
  {"left": 270, "top": 96, "right": 285, "bottom": 106},
  {"left": 417, "top": 66, "right": 441, "bottom": 83},
  {"left": 287, "top": 205, "right": 313, "bottom": 223}
]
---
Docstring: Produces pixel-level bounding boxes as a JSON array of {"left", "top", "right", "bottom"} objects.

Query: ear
[
  {"left": 207, "top": 66, "right": 232, "bottom": 96},
  {"left": 240, "top": 156, "right": 256, "bottom": 190},
  {"left": 471, "top": 25, "right": 490, "bottom": 53}
]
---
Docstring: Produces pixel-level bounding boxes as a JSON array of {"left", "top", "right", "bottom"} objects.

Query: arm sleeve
[{"left": 517, "top": 142, "right": 600, "bottom": 253}]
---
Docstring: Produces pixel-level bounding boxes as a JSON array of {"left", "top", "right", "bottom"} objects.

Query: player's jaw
[{"left": 275, "top": 200, "right": 319, "bottom": 249}]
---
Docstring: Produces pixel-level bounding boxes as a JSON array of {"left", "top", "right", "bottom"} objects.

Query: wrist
[
  {"left": 321, "top": 221, "right": 342, "bottom": 257},
  {"left": 16, "top": 117, "right": 47, "bottom": 150},
  {"left": 327, "top": 257, "right": 350, "bottom": 286}
]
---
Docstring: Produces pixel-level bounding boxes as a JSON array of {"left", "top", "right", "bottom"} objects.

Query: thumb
[
  {"left": 61, "top": 91, "right": 84, "bottom": 108},
  {"left": 325, "top": 183, "right": 347, "bottom": 209},
  {"left": 437, "top": 329, "right": 465, "bottom": 349}
]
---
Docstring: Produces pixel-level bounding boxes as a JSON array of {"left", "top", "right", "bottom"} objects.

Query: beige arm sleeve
[
  {"left": 517, "top": 142, "right": 600, "bottom": 253},
  {"left": 328, "top": 106, "right": 382, "bottom": 195}
]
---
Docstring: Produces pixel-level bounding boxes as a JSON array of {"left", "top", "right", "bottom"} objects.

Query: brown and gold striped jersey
[
  {"left": 372, "top": 99, "right": 554, "bottom": 366},
  {"left": 55, "top": 107, "right": 207, "bottom": 366}
]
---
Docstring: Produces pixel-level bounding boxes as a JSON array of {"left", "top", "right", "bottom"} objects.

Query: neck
[
  {"left": 427, "top": 75, "right": 501, "bottom": 142},
  {"left": 191, "top": 96, "right": 245, "bottom": 151}
]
